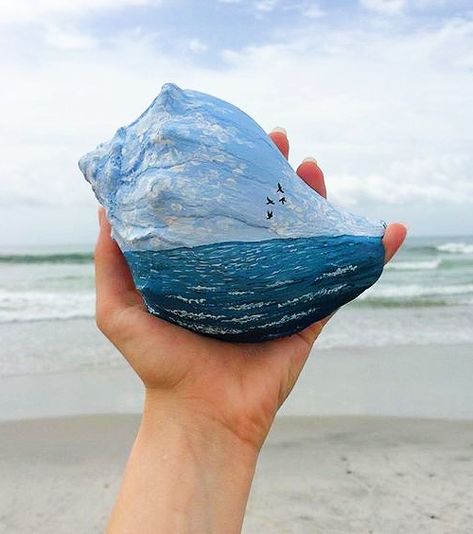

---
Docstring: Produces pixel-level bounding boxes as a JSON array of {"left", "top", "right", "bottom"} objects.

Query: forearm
[{"left": 107, "top": 392, "right": 259, "bottom": 534}]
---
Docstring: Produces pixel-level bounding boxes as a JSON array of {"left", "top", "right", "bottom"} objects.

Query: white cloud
[
  {"left": 359, "top": 0, "right": 471, "bottom": 14},
  {"left": 43, "top": 26, "right": 98, "bottom": 50},
  {"left": 360, "top": 0, "right": 407, "bottom": 14},
  {"left": 1, "top": 7, "right": 472, "bottom": 244},
  {"left": 302, "top": 4, "right": 325, "bottom": 18},
  {"left": 217, "top": 0, "right": 325, "bottom": 18},
  {"left": 0, "top": 0, "right": 158, "bottom": 25},
  {"left": 187, "top": 38, "right": 209, "bottom": 53},
  {"left": 254, "top": 0, "right": 280, "bottom": 12}
]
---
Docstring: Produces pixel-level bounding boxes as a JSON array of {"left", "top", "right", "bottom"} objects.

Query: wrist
[
  {"left": 118, "top": 389, "right": 259, "bottom": 533},
  {"left": 141, "top": 388, "right": 260, "bottom": 464},
  {"left": 109, "top": 389, "right": 259, "bottom": 533},
  {"left": 142, "top": 387, "right": 266, "bottom": 455}
]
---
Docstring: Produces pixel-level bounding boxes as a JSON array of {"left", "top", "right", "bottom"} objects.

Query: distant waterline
[{"left": 0, "top": 236, "right": 472, "bottom": 324}]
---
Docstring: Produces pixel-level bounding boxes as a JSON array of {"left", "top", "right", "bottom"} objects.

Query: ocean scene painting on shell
[{"left": 79, "top": 83, "right": 386, "bottom": 342}]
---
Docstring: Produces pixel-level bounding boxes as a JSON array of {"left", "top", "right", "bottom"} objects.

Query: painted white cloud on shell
[{"left": 79, "top": 83, "right": 384, "bottom": 251}]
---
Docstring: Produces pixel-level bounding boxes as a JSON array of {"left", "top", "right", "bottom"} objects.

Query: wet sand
[
  {"left": 2, "top": 342, "right": 473, "bottom": 421},
  {"left": 1, "top": 415, "right": 472, "bottom": 533}
]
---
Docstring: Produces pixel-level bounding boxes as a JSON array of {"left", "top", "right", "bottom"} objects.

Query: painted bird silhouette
[
  {"left": 266, "top": 210, "right": 273, "bottom": 220},
  {"left": 266, "top": 196, "right": 275, "bottom": 205},
  {"left": 279, "top": 196, "right": 286, "bottom": 205},
  {"left": 277, "top": 182, "right": 284, "bottom": 193}
]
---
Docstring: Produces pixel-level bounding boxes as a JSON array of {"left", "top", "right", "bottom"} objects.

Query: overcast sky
[{"left": 1, "top": 0, "right": 472, "bottom": 247}]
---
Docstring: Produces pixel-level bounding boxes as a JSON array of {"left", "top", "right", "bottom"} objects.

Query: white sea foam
[
  {"left": 162, "top": 308, "right": 227, "bottom": 320},
  {"left": 257, "top": 306, "right": 323, "bottom": 329},
  {"left": 387, "top": 259, "right": 441, "bottom": 271},
  {"left": 437, "top": 242, "right": 473, "bottom": 254},
  {"left": 190, "top": 285, "right": 216, "bottom": 291},
  {"left": 0, "top": 290, "right": 95, "bottom": 323},
  {"left": 314, "top": 265, "right": 357, "bottom": 280},
  {"left": 277, "top": 285, "right": 347, "bottom": 308},
  {"left": 266, "top": 279, "right": 296, "bottom": 288},
  {"left": 228, "top": 301, "right": 268, "bottom": 311},
  {"left": 360, "top": 283, "right": 473, "bottom": 300},
  {"left": 185, "top": 322, "right": 242, "bottom": 336},
  {"left": 171, "top": 295, "right": 207, "bottom": 304}
]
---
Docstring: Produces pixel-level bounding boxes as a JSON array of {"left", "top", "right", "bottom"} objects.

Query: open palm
[{"left": 95, "top": 129, "right": 406, "bottom": 451}]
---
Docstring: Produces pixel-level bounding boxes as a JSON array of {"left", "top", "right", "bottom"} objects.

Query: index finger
[{"left": 269, "top": 127, "right": 289, "bottom": 159}]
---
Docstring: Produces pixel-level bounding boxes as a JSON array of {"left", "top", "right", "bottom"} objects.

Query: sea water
[
  {"left": 0, "top": 235, "right": 473, "bottom": 375},
  {"left": 125, "top": 235, "right": 384, "bottom": 342},
  {"left": 2, "top": 235, "right": 473, "bottom": 421}
]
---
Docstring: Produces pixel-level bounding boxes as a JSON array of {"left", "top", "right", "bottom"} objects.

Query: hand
[
  {"left": 96, "top": 128, "right": 406, "bottom": 453},
  {"left": 98, "top": 129, "right": 406, "bottom": 533}
]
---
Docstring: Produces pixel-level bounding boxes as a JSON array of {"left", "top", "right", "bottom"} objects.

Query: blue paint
[
  {"left": 80, "top": 83, "right": 386, "bottom": 342},
  {"left": 125, "top": 234, "right": 384, "bottom": 342},
  {"left": 79, "top": 83, "right": 384, "bottom": 252}
]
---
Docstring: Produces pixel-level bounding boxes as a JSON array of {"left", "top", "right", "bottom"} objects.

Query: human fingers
[
  {"left": 294, "top": 157, "right": 405, "bottom": 263},
  {"left": 296, "top": 157, "right": 327, "bottom": 198},
  {"left": 268, "top": 127, "right": 289, "bottom": 159},
  {"left": 294, "top": 224, "right": 407, "bottom": 349},
  {"left": 382, "top": 222, "right": 407, "bottom": 264}
]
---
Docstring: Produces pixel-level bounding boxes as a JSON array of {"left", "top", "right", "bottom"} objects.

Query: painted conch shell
[{"left": 79, "top": 83, "right": 385, "bottom": 342}]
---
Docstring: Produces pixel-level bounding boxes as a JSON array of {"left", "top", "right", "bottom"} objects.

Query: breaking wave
[
  {"left": 436, "top": 242, "right": 473, "bottom": 254},
  {"left": 358, "top": 283, "right": 473, "bottom": 307},
  {"left": 387, "top": 259, "right": 441, "bottom": 271}
]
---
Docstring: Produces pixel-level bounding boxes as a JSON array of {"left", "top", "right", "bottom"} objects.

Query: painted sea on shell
[{"left": 125, "top": 234, "right": 384, "bottom": 342}]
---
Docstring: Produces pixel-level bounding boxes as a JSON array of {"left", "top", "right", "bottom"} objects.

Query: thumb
[{"left": 94, "top": 208, "right": 141, "bottom": 317}]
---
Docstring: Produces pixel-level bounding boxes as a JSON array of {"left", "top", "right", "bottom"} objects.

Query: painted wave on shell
[
  {"left": 79, "top": 83, "right": 385, "bottom": 252},
  {"left": 125, "top": 234, "right": 384, "bottom": 342}
]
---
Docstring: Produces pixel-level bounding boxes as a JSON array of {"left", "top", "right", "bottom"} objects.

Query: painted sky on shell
[
  {"left": 0, "top": 0, "right": 472, "bottom": 246},
  {"left": 80, "top": 83, "right": 384, "bottom": 250}
]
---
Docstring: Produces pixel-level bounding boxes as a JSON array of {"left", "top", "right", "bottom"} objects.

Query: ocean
[
  {"left": 0, "top": 235, "right": 472, "bottom": 377},
  {"left": 125, "top": 235, "right": 384, "bottom": 342}
]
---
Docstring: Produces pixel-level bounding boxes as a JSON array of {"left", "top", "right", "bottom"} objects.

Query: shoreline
[
  {"left": 2, "top": 342, "right": 473, "bottom": 422},
  {"left": 1, "top": 414, "right": 472, "bottom": 533}
]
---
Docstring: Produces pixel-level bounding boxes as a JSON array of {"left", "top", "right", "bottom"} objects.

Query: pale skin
[{"left": 96, "top": 129, "right": 407, "bottom": 533}]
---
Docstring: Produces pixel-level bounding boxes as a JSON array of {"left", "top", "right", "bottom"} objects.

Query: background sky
[{"left": 1, "top": 0, "right": 472, "bottom": 247}]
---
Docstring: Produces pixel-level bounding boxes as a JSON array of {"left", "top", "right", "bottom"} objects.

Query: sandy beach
[
  {"left": 2, "top": 325, "right": 473, "bottom": 421},
  {"left": 1, "top": 323, "right": 473, "bottom": 532},
  {"left": 1, "top": 237, "right": 472, "bottom": 532},
  {"left": 1, "top": 414, "right": 472, "bottom": 533}
]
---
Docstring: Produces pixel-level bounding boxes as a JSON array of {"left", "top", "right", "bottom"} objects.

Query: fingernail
[
  {"left": 271, "top": 127, "right": 287, "bottom": 136},
  {"left": 392, "top": 222, "right": 409, "bottom": 232},
  {"left": 302, "top": 157, "right": 318, "bottom": 165}
]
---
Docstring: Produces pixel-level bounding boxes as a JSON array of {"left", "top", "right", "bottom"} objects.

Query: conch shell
[{"left": 79, "top": 83, "right": 385, "bottom": 342}]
